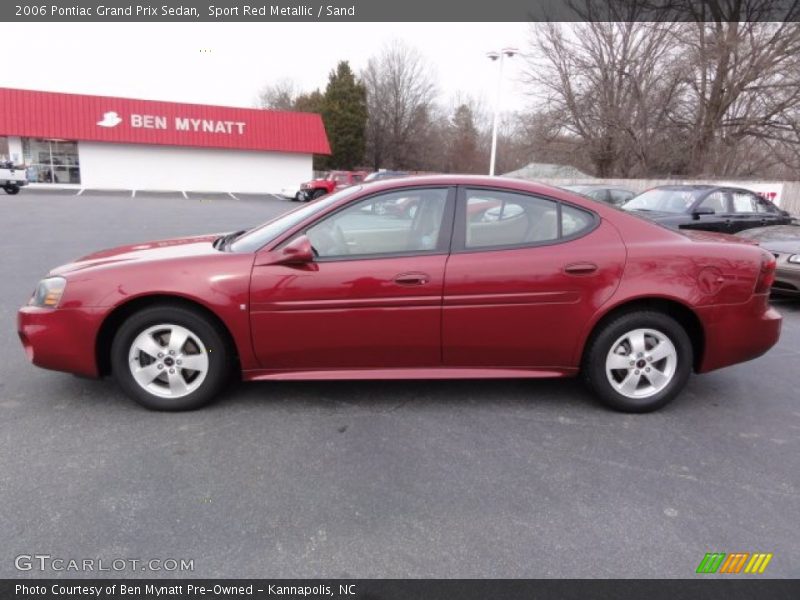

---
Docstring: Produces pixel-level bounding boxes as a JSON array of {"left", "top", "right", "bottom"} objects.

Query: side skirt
[{"left": 241, "top": 367, "right": 578, "bottom": 382}]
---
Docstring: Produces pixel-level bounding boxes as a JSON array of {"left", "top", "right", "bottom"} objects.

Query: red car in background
[
  {"left": 18, "top": 176, "right": 781, "bottom": 413},
  {"left": 294, "top": 170, "right": 368, "bottom": 202}
]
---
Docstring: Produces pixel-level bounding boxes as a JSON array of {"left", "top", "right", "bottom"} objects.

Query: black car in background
[
  {"left": 622, "top": 185, "right": 792, "bottom": 233},
  {"left": 561, "top": 184, "right": 636, "bottom": 206}
]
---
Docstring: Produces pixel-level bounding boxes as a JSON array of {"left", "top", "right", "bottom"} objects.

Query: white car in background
[{"left": 0, "top": 162, "right": 28, "bottom": 194}]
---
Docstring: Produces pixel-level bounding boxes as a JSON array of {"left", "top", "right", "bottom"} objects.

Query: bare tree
[
  {"left": 362, "top": 41, "right": 438, "bottom": 170},
  {"left": 523, "top": 0, "right": 800, "bottom": 178},
  {"left": 256, "top": 78, "right": 300, "bottom": 111},
  {"left": 524, "top": 5, "right": 683, "bottom": 177},
  {"left": 669, "top": 1, "right": 800, "bottom": 175}
]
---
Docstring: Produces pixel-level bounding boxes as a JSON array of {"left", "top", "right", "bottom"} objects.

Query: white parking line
[
  {"left": 181, "top": 190, "right": 188, "bottom": 199},
  {"left": 75, "top": 188, "right": 85, "bottom": 196},
  {"left": 131, "top": 189, "right": 136, "bottom": 198},
  {"left": 228, "top": 192, "right": 240, "bottom": 201}
]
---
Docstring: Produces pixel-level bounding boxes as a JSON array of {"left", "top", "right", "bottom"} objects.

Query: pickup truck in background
[
  {"left": 293, "top": 170, "right": 368, "bottom": 202},
  {"left": 1, "top": 161, "right": 28, "bottom": 194}
]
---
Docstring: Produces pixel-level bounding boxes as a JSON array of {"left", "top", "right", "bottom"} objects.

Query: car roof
[
  {"left": 349, "top": 174, "right": 631, "bottom": 218},
  {"left": 361, "top": 174, "right": 569, "bottom": 194}
]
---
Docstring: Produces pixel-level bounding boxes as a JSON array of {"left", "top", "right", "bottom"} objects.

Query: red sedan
[{"left": 18, "top": 176, "right": 781, "bottom": 412}]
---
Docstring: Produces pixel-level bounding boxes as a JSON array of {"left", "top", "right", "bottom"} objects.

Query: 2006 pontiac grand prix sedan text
[{"left": 18, "top": 176, "right": 782, "bottom": 412}]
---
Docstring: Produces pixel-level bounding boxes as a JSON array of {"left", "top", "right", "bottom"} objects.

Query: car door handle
[
  {"left": 394, "top": 272, "right": 430, "bottom": 286},
  {"left": 564, "top": 262, "right": 598, "bottom": 275}
]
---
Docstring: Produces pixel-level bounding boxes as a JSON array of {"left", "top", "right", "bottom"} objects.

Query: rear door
[
  {"left": 442, "top": 187, "right": 626, "bottom": 369},
  {"left": 728, "top": 189, "right": 763, "bottom": 233}
]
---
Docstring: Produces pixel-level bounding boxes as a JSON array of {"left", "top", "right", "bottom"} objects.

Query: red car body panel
[{"left": 17, "top": 175, "right": 782, "bottom": 386}]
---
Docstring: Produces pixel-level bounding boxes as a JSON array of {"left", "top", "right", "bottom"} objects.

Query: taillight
[{"left": 755, "top": 251, "right": 776, "bottom": 294}]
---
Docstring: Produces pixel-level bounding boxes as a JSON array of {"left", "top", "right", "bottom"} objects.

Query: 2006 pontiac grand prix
[{"left": 18, "top": 176, "right": 782, "bottom": 412}]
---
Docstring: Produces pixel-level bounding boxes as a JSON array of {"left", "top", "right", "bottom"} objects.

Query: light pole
[{"left": 487, "top": 47, "right": 517, "bottom": 176}]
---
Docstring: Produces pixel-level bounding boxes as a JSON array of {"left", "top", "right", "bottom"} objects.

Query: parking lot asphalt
[{"left": 0, "top": 190, "right": 798, "bottom": 578}]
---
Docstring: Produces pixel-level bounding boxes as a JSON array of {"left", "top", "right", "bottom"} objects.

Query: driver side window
[
  {"left": 306, "top": 188, "right": 449, "bottom": 259},
  {"left": 698, "top": 191, "right": 727, "bottom": 213}
]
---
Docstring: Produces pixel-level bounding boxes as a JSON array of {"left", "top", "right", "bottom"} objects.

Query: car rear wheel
[
  {"left": 4, "top": 185, "right": 20, "bottom": 195},
  {"left": 111, "top": 305, "right": 232, "bottom": 411},
  {"left": 583, "top": 311, "right": 692, "bottom": 413},
  {"left": 311, "top": 189, "right": 327, "bottom": 200}
]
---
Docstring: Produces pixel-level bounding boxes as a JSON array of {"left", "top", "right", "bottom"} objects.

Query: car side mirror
[
  {"left": 263, "top": 235, "right": 315, "bottom": 266},
  {"left": 692, "top": 207, "right": 715, "bottom": 219}
]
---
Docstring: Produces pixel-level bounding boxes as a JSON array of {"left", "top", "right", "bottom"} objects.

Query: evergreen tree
[
  {"left": 319, "top": 61, "right": 367, "bottom": 170},
  {"left": 448, "top": 104, "right": 481, "bottom": 173}
]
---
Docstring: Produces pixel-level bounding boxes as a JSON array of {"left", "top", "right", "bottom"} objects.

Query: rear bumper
[
  {"left": 17, "top": 306, "right": 104, "bottom": 378},
  {"left": 696, "top": 295, "right": 782, "bottom": 373}
]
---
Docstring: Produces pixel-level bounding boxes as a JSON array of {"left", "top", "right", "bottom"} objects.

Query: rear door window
[
  {"left": 731, "top": 191, "right": 757, "bottom": 213},
  {"left": 463, "top": 189, "right": 595, "bottom": 250}
]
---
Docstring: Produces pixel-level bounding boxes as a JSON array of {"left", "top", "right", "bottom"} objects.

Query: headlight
[
  {"left": 788, "top": 254, "right": 800, "bottom": 264},
  {"left": 29, "top": 277, "right": 66, "bottom": 308}
]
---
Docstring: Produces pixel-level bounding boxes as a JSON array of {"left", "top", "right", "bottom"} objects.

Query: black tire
[
  {"left": 582, "top": 311, "right": 692, "bottom": 413},
  {"left": 311, "top": 188, "right": 327, "bottom": 200},
  {"left": 293, "top": 192, "right": 303, "bottom": 202},
  {"left": 4, "top": 185, "right": 20, "bottom": 195},
  {"left": 110, "top": 304, "right": 233, "bottom": 411}
]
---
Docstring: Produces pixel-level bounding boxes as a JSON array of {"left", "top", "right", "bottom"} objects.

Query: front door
[{"left": 249, "top": 187, "right": 454, "bottom": 370}]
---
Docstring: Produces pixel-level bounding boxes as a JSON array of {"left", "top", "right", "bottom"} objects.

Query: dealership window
[
  {"left": 0, "top": 136, "right": 9, "bottom": 161},
  {"left": 22, "top": 138, "right": 80, "bottom": 184}
]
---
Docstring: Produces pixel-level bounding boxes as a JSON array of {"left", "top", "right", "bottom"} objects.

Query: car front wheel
[
  {"left": 583, "top": 311, "right": 692, "bottom": 413},
  {"left": 110, "top": 305, "right": 232, "bottom": 410},
  {"left": 4, "top": 185, "right": 20, "bottom": 195}
]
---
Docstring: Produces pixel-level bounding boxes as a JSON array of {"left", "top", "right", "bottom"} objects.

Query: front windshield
[
  {"left": 623, "top": 189, "right": 699, "bottom": 213},
  {"left": 229, "top": 186, "right": 362, "bottom": 252}
]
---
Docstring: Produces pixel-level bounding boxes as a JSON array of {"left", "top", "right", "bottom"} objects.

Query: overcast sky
[{"left": 1, "top": 23, "right": 530, "bottom": 113}]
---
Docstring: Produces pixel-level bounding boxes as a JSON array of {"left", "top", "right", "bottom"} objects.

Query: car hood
[
  {"left": 679, "top": 229, "right": 758, "bottom": 246},
  {"left": 51, "top": 233, "right": 224, "bottom": 275}
]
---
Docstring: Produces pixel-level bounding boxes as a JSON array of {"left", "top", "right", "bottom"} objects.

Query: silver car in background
[{"left": 738, "top": 225, "right": 800, "bottom": 296}]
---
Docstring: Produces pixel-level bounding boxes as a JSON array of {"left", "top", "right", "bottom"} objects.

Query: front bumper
[
  {"left": 696, "top": 295, "right": 782, "bottom": 373},
  {"left": 773, "top": 263, "right": 800, "bottom": 295},
  {"left": 17, "top": 306, "right": 105, "bottom": 378}
]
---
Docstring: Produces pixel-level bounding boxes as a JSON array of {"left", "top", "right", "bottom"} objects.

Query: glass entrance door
[{"left": 22, "top": 138, "right": 81, "bottom": 184}]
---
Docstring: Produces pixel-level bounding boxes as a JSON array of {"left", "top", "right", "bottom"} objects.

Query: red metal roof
[{"left": 0, "top": 88, "right": 330, "bottom": 155}]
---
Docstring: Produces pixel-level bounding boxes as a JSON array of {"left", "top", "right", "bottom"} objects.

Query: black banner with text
[
  {"left": 3, "top": 0, "right": 800, "bottom": 22},
  {"left": 4, "top": 579, "right": 800, "bottom": 600}
]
